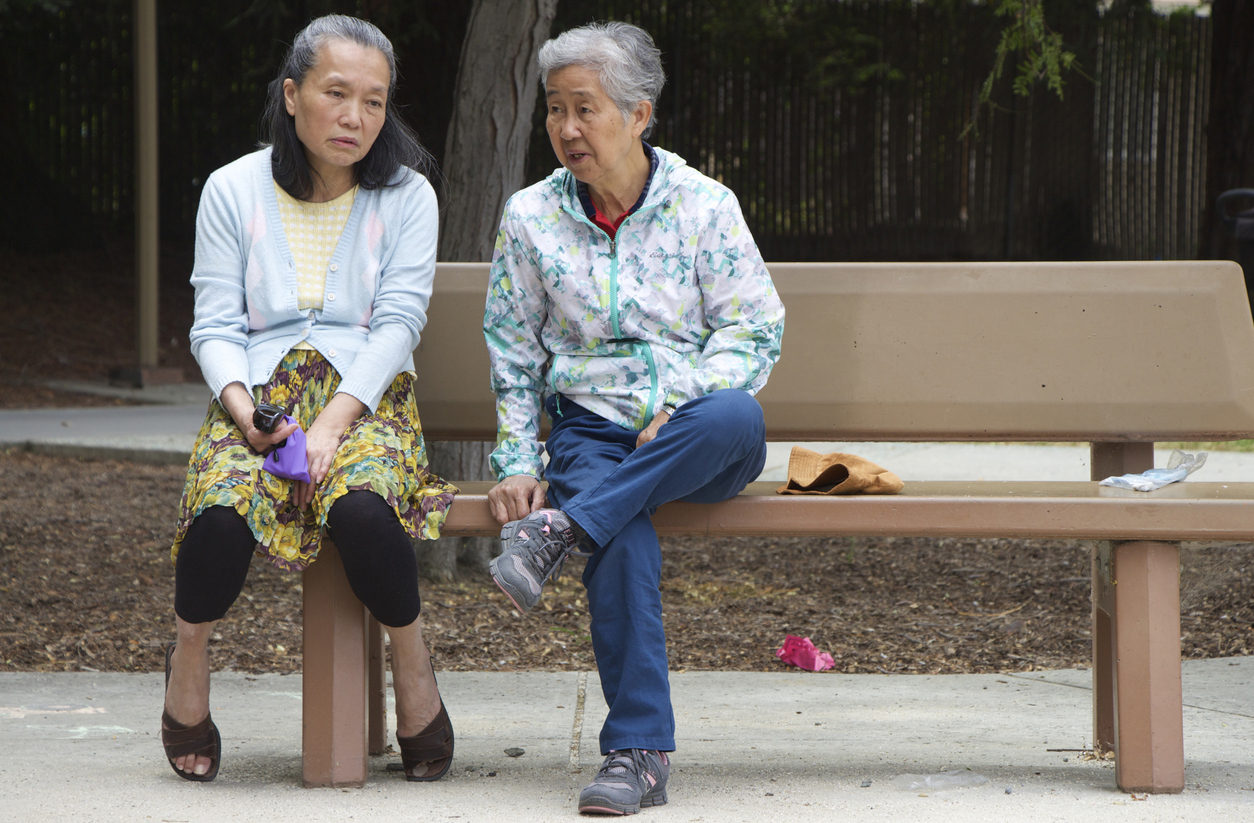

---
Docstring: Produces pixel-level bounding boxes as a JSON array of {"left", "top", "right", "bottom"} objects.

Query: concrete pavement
[{"left": 1, "top": 661, "right": 1252, "bottom": 821}]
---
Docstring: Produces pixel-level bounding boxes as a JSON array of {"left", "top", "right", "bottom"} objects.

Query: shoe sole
[
  {"left": 490, "top": 522, "right": 537, "bottom": 614},
  {"left": 579, "top": 787, "right": 667, "bottom": 815},
  {"left": 491, "top": 568, "right": 530, "bottom": 615}
]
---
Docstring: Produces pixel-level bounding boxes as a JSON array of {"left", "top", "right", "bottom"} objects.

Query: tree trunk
[
  {"left": 418, "top": 0, "right": 558, "bottom": 579},
  {"left": 1200, "top": 0, "right": 1254, "bottom": 260},
  {"left": 438, "top": 0, "right": 559, "bottom": 262},
  {"left": 415, "top": 442, "right": 497, "bottom": 582}
]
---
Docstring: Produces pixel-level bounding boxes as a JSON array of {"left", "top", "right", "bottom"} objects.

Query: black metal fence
[{"left": 4, "top": 0, "right": 1211, "bottom": 262}]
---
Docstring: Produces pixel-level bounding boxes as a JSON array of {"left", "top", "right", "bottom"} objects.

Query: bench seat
[{"left": 442, "top": 480, "right": 1254, "bottom": 541}]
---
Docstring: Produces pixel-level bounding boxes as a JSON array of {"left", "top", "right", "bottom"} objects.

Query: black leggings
[{"left": 174, "top": 491, "right": 421, "bottom": 627}]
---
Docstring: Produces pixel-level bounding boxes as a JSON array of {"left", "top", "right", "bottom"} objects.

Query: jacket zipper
[
  {"left": 608, "top": 238, "right": 622, "bottom": 338},
  {"left": 563, "top": 201, "right": 630, "bottom": 338},
  {"left": 562, "top": 198, "right": 652, "bottom": 421},
  {"left": 641, "top": 341, "right": 659, "bottom": 422}
]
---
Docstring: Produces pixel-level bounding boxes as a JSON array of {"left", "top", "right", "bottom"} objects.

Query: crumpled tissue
[
  {"left": 775, "top": 634, "right": 835, "bottom": 672},
  {"left": 262, "top": 415, "right": 311, "bottom": 483},
  {"left": 1099, "top": 449, "right": 1207, "bottom": 492}
]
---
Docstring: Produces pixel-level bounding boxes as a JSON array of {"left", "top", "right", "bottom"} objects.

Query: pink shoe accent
[{"left": 493, "top": 576, "right": 526, "bottom": 614}]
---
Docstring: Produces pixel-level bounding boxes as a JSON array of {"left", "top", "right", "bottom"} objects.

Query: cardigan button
[
  {"left": 329, "top": 263, "right": 338, "bottom": 272},
  {"left": 326, "top": 293, "right": 336, "bottom": 301},
  {"left": 328, "top": 349, "right": 338, "bottom": 357}
]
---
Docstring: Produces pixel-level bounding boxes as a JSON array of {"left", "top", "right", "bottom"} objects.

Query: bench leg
[
  {"left": 1089, "top": 443, "right": 1153, "bottom": 760},
  {"left": 1092, "top": 544, "right": 1116, "bottom": 755},
  {"left": 1092, "top": 540, "right": 1184, "bottom": 793},
  {"left": 368, "top": 617, "right": 387, "bottom": 755},
  {"left": 302, "top": 539, "right": 370, "bottom": 788}
]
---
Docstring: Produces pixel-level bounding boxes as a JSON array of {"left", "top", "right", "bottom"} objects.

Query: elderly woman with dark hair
[
  {"left": 484, "top": 21, "right": 785, "bottom": 815},
  {"left": 161, "top": 15, "right": 456, "bottom": 783}
]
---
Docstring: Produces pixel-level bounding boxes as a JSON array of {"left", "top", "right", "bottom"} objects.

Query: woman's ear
[
  {"left": 630, "top": 100, "right": 653, "bottom": 139},
  {"left": 283, "top": 78, "right": 298, "bottom": 117}
]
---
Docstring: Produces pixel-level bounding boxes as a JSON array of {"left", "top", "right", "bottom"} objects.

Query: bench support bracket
[
  {"left": 1090, "top": 442, "right": 1153, "bottom": 483},
  {"left": 368, "top": 618, "right": 387, "bottom": 755},
  {"left": 1092, "top": 540, "right": 1184, "bottom": 793}
]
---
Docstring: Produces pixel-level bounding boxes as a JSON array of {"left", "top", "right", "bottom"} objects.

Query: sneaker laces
[
  {"left": 524, "top": 516, "right": 592, "bottom": 585},
  {"left": 593, "top": 749, "right": 651, "bottom": 784},
  {"left": 522, "top": 521, "right": 581, "bottom": 585}
]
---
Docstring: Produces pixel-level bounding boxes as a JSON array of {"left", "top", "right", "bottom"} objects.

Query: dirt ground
[
  {"left": 1, "top": 448, "right": 1251, "bottom": 677},
  {"left": 2, "top": 250, "right": 1252, "bottom": 676}
]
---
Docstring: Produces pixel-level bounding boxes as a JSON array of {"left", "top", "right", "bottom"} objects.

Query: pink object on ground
[{"left": 775, "top": 634, "right": 835, "bottom": 672}]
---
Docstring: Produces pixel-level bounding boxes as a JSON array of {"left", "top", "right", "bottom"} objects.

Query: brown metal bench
[{"left": 302, "top": 260, "right": 1254, "bottom": 793}]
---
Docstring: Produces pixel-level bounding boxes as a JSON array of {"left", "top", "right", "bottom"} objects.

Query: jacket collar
[{"left": 555, "top": 144, "right": 687, "bottom": 216}]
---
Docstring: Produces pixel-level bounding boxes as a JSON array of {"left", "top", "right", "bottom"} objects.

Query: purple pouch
[{"left": 262, "top": 415, "right": 311, "bottom": 483}]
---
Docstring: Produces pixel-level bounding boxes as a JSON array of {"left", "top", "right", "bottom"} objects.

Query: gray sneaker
[
  {"left": 578, "top": 749, "right": 670, "bottom": 814},
  {"left": 489, "top": 509, "right": 584, "bottom": 613}
]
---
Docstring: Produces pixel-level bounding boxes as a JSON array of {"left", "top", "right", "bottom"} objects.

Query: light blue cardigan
[{"left": 189, "top": 147, "right": 437, "bottom": 412}]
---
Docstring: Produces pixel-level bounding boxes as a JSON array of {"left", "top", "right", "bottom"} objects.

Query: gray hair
[{"left": 538, "top": 21, "right": 666, "bottom": 138}]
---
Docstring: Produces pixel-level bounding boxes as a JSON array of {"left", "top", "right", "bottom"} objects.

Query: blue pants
[{"left": 542, "top": 389, "right": 767, "bottom": 754}]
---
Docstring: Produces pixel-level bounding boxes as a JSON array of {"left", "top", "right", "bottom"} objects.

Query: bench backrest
[{"left": 414, "top": 261, "right": 1254, "bottom": 442}]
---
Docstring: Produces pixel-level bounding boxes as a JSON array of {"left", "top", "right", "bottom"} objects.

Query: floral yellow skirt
[{"left": 171, "top": 350, "right": 458, "bottom": 571}]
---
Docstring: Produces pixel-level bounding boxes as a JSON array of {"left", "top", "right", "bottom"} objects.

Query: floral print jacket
[{"left": 484, "top": 147, "right": 785, "bottom": 480}]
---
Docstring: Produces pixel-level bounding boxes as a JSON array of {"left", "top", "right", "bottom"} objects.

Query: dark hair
[{"left": 260, "top": 14, "right": 435, "bottom": 200}]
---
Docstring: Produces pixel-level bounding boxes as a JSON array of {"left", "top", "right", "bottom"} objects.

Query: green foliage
[{"left": 969, "top": 0, "right": 1079, "bottom": 136}]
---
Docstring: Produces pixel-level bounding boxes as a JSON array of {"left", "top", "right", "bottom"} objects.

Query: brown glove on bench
[{"left": 776, "top": 446, "right": 904, "bottom": 495}]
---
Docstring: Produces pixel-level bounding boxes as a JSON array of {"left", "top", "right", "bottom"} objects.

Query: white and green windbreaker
[{"left": 484, "top": 147, "right": 785, "bottom": 480}]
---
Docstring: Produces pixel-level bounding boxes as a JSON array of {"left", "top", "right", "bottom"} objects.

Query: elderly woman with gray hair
[
  {"left": 484, "top": 21, "right": 785, "bottom": 814},
  {"left": 162, "top": 15, "right": 457, "bottom": 784}
]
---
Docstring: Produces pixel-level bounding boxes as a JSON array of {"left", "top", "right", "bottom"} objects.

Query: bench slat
[
  {"left": 441, "top": 480, "right": 1254, "bottom": 541},
  {"left": 416, "top": 261, "right": 1254, "bottom": 443}
]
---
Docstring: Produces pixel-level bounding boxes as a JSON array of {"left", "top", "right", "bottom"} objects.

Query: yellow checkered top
[{"left": 274, "top": 181, "right": 358, "bottom": 313}]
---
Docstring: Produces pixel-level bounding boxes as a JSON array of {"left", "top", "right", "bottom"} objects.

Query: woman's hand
[
  {"left": 635, "top": 409, "right": 671, "bottom": 449},
  {"left": 294, "top": 392, "right": 367, "bottom": 510},
  {"left": 219, "top": 382, "right": 299, "bottom": 455},
  {"left": 488, "top": 475, "right": 546, "bottom": 525}
]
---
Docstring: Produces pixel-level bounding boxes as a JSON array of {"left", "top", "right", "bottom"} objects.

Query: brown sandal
[
  {"left": 161, "top": 643, "right": 221, "bottom": 782},
  {"left": 396, "top": 700, "right": 454, "bottom": 781}
]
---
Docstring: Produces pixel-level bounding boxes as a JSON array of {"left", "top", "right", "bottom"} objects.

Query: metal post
[
  {"left": 134, "top": 0, "right": 159, "bottom": 370},
  {"left": 132, "top": 0, "right": 156, "bottom": 366},
  {"left": 113, "top": 0, "right": 181, "bottom": 387}
]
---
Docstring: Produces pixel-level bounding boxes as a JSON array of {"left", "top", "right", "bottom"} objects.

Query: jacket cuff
[
  {"left": 490, "top": 450, "right": 545, "bottom": 482},
  {"left": 196, "top": 339, "right": 251, "bottom": 400},
  {"left": 334, "top": 374, "right": 387, "bottom": 415}
]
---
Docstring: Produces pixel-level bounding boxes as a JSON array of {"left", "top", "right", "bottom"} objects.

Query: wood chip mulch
[{"left": 2, "top": 449, "right": 1250, "bottom": 677}]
